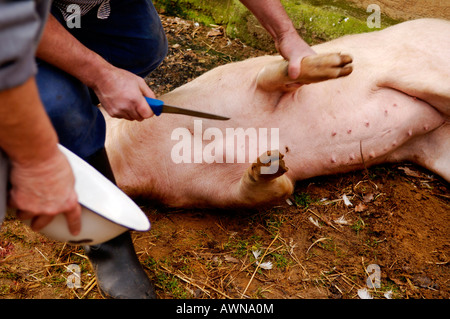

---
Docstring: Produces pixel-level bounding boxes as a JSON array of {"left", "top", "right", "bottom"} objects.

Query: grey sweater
[{"left": 0, "top": 0, "right": 50, "bottom": 90}]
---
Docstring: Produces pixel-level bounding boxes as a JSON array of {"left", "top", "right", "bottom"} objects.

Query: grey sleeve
[{"left": 0, "top": 1, "right": 48, "bottom": 90}]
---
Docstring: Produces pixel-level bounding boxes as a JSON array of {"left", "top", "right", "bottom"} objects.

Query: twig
[
  {"left": 159, "top": 265, "right": 232, "bottom": 299},
  {"left": 306, "top": 237, "right": 331, "bottom": 257},
  {"left": 80, "top": 277, "right": 97, "bottom": 299},
  {"left": 35, "top": 247, "right": 49, "bottom": 262},
  {"left": 0, "top": 253, "right": 31, "bottom": 264},
  {"left": 359, "top": 140, "right": 370, "bottom": 177},
  {"left": 241, "top": 232, "right": 279, "bottom": 298},
  {"left": 307, "top": 209, "right": 341, "bottom": 232}
]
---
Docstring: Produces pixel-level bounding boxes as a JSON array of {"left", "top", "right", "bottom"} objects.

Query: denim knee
[
  {"left": 52, "top": 0, "right": 168, "bottom": 78},
  {"left": 36, "top": 60, "right": 106, "bottom": 159},
  {"left": 132, "top": 28, "right": 168, "bottom": 78}
]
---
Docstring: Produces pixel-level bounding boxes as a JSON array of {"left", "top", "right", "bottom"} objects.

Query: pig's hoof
[
  {"left": 250, "top": 150, "right": 288, "bottom": 181},
  {"left": 239, "top": 150, "right": 294, "bottom": 206},
  {"left": 299, "top": 53, "right": 353, "bottom": 84}
]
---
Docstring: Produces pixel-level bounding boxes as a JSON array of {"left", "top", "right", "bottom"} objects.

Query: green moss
[
  {"left": 153, "top": 0, "right": 402, "bottom": 49},
  {"left": 282, "top": 0, "right": 401, "bottom": 44}
]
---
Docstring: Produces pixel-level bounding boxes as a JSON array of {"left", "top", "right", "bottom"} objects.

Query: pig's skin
[{"left": 104, "top": 19, "right": 449, "bottom": 208}]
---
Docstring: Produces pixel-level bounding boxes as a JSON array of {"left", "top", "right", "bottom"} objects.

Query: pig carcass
[{"left": 103, "top": 19, "right": 449, "bottom": 208}]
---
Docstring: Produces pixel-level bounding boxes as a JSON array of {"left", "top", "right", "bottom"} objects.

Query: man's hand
[
  {"left": 93, "top": 66, "right": 156, "bottom": 121},
  {"left": 0, "top": 77, "right": 82, "bottom": 236},
  {"left": 239, "top": 0, "right": 316, "bottom": 79},
  {"left": 9, "top": 149, "right": 82, "bottom": 235},
  {"left": 275, "top": 28, "right": 316, "bottom": 80},
  {"left": 36, "top": 14, "right": 156, "bottom": 122}
]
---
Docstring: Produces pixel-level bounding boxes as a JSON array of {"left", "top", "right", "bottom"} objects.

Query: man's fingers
[
  {"left": 12, "top": 192, "right": 82, "bottom": 236},
  {"left": 288, "top": 57, "right": 302, "bottom": 80},
  {"left": 65, "top": 203, "right": 82, "bottom": 236},
  {"left": 15, "top": 209, "right": 34, "bottom": 221},
  {"left": 139, "top": 80, "right": 155, "bottom": 120},
  {"left": 136, "top": 96, "right": 153, "bottom": 120},
  {"left": 29, "top": 215, "right": 55, "bottom": 232}
]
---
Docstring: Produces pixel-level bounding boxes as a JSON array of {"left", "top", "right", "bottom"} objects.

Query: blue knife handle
[{"left": 145, "top": 97, "right": 164, "bottom": 116}]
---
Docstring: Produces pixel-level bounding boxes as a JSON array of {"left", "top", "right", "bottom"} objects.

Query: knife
[{"left": 145, "top": 97, "right": 230, "bottom": 121}]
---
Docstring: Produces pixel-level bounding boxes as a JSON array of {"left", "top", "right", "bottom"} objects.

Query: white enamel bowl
[{"left": 0, "top": 145, "right": 150, "bottom": 245}]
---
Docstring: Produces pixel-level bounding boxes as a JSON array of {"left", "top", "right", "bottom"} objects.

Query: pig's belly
[{"left": 273, "top": 83, "right": 445, "bottom": 179}]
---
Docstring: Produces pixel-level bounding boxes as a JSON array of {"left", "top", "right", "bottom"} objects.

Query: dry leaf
[
  {"left": 207, "top": 28, "right": 223, "bottom": 37},
  {"left": 363, "top": 193, "right": 374, "bottom": 203},
  {"left": 309, "top": 216, "right": 320, "bottom": 228},
  {"left": 257, "top": 261, "right": 273, "bottom": 270},
  {"left": 252, "top": 250, "right": 261, "bottom": 260},
  {"left": 398, "top": 166, "right": 423, "bottom": 178},
  {"left": 224, "top": 255, "right": 239, "bottom": 263},
  {"left": 343, "top": 194, "right": 353, "bottom": 206},
  {"left": 355, "top": 203, "right": 368, "bottom": 212},
  {"left": 357, "top": 288, "right": 373, "bottom": 299},
  {"left": 334, "top": 215, "right": 349, "bottom": 225}
]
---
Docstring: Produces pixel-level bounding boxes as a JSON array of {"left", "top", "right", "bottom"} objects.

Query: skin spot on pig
[
  {"left": 347, "top": 129, "right": 352, "bottom": 134},
  {"left": 331, "top": 131, "right": 337, "bottom": 137},
  {"left": 392, "top": 140, "right": 397, "bottom": 147},
  {"left": 423, "top": 125, "right": 429, "bottom": 131},
  {"left": 285, "top": 146, "right": 290, "bottom": 153},
  {"left": 393, "top": 103, "right": 397, "bottom": 107},
  {"left": 331, "top": 156, "right": 337, "bottom": 163},
  {"left": 364, "top": 121, "right": 370, "bottom": 127}
]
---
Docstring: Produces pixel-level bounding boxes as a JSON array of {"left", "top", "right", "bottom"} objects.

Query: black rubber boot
[
  {"left": 84, "top": 148, "right": 156, "bottom": 299},
  {"left": 84, "top": 232, "right": 157, "bottom": 299}
]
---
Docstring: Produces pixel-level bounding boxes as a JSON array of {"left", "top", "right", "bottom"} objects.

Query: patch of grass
[
  {"left": 146, "top": 256, "right": 193, "bottom": 298},
  {"left": 1, "top": 270, "right": 20, "bottom": 281},
  {"left": 0, "top": 284, "right": 10, "bottom": 296},
  {"left": 264, "top": 212, "right": 284, "bottom": 235},
  {"left": 225, "top": 235, "right": 263, "bottom": 259},
  {"left": 270, "top": 252, "right": 291, "bottom": 270},
  {"left": 351, "top": 218, "right": 365, "bottom": 235},
  {"left": 293, "top": 192, "right": 312, "bottom": 208},
  {"left": 156, "top": 272, "right": 191, "bottom": 298},
  {"left": 153, "top": 0, "right": 402, "bottom": 50}
]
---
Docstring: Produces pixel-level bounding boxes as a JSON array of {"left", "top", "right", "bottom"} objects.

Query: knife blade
[{"left": 145, "top": 97, "right": 230, "bottom": 121}]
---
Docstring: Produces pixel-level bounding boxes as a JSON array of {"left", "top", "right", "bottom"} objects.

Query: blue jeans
[{"left": 36, "top": 0, "right": 167, "bottom": 159}]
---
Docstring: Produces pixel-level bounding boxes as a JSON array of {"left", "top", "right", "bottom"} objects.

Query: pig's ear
[{"left": 256, "top": 53, "right": 353, "bottom": 92}]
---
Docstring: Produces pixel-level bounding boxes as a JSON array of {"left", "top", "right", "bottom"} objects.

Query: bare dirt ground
[
  {"left": 345, "top": 0, "right": 450, "bottom": 20},
  {"left": 0, "top": 14, "right": 448, "bottom": 300}
]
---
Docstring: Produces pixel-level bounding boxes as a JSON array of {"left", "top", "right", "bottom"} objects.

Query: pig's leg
[
  {"left": 238, "top": 150, "right": 294, "bottom": 205},
  {"left": 376, "top": 20, "right": 450, "bottom": 116},
  {"left": 256, "top": 53, "right": 353, "bottom": 92},
  {"left": 389, "top": 123, "right": 450, "bottom": 182},
  {"left": 379, "top": 73, "right": 450, "bottom": 116}
]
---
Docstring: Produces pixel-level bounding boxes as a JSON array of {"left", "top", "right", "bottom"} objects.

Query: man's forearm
[
  {"left": 36, "top": 14, "right": 112, "bottom": 89},
  {"left": 239, "top": 0, "right": 296, "bottom": 41},
  {"left": 0, "top": 77, "right": 59, "bottom": 166},
  {"left": 36, "top": 14, "right": 155, "bottom": 121}
]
